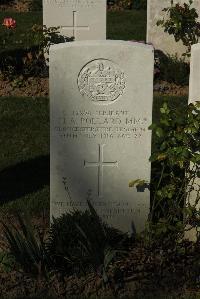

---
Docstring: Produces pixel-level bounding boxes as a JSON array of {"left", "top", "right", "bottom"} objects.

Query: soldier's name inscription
[{"left": 54, "top": 109, "right": 149, "bottom": 140}]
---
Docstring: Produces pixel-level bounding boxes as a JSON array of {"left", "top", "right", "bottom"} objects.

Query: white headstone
[
  {"left": 43, "top": 0, "right": 106, "bottom": 41},
  {"left": 186, "top": 43, "right": 200, "bottom": 241},
  {"left": 50, "top": 40, "right": 154, "bottom": 233},
  {"left": 189, "top": 43, "right": 200, "bottom": 102},
  {"left": 147, "top": 0, "right": 200, "bottom": 57}
]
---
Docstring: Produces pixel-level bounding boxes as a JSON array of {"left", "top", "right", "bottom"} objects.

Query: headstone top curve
[{"left": 50, "top": 40, "right": 154, "bottom": 52}]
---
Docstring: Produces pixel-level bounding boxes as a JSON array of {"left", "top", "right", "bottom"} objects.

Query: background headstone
[
  {"left": 186, "top": 43, "right": 200, "bottom": 241},
  {"left": 43, "top": 0, "right": 106, "bottom": 41},
  {"left": 147, "top": 0, "right": 200, "bottom": 57},
  {"left": 189, "top": 43, "right": 200, "bottom": 102},
  {"left": 50, "top": 40, "right": 154, "bottom": 233}
]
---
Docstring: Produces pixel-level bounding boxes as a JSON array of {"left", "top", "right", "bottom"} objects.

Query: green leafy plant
[
  {"left": 47, "top": 200, "right": 127, "bottom": 283},
  {"left": 157, "top": 0, "right": 200, "bottom": 56},
  {"left": 29, "top": 24, "right": 73, "bottom": 56},
  {"left": 131, "top": 101, "right": 200, "bottom": 246},
  {"left": 11, "top": 76, "right": 25, "bottom": 88},
  {"left": 2, "top": 214, "right": 51, "bottom": 279},
  {"left": 147, "top": 101, "right": 200, "bottom": 245}
]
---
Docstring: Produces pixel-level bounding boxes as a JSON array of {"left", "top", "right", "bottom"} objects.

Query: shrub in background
[
  {"left": 0, "top": 24, "right": 73, "bottom": 79},
  {"left": 155, "top": 51, "right": 190, "bottom": 86},
  {"left": 157, "top": 0, "right": 200, "bottom": 56}
]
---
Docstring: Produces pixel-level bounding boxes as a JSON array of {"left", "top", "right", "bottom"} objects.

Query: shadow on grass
[{"left": 0, "top": 155, "right": 49, "bottom": 204}]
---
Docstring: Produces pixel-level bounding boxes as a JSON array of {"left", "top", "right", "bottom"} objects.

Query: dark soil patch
[
  {"left": 0, "top": 77, "right": 48, "bottom": 97},
  {"left": 0, "top": 230, "right": 199, "bottom": 299},
  {"left": 154, "top": 80, "right": 189, "bottom": 97},
  {"left": 0, "top": 212, "right": 199, "bottom": 299}
]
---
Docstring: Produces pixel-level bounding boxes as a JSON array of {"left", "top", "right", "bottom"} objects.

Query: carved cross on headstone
[
  {"left": 61, "top": 11, "right": 89, "bottom": 39},
  {"left": 84, "top": 144, "right": 118, "bottom": 197}
]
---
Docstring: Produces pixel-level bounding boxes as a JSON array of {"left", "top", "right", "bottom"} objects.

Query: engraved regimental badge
[{"left": 77, "top": 59, "right": 126, "bottom": 103}]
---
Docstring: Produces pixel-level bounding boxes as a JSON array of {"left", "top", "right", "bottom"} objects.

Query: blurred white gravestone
[
  {"left": 189, "top": 43, "right": 200, "bottom": 103},
  {"left": 50, "top": 40, "right": 154, "bottom": 233},
  {"left": 43, "top": 0, "right": 106, "bottom": 40},
  {"left": 147, "top": 0, "right": 200, "bottom": 57},
  {"left": 186, "top": 43, "right": 200, "bottom": 241}
]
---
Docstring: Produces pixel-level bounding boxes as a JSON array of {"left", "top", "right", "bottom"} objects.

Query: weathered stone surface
[
  {"left": 43, "top": 0, "right": 106, "bottom": 41},
  {"left": 186, "top": 43, "right": 200, "bottom": 242},
  {"left": 147, "top": 0, "right": 200, "bottom": 57},
  {"left": 189, "top": 43, "right": 200, "bottom": 102},
  {"left": 50, "top": 40, "right": 154, "bottom": 233}
]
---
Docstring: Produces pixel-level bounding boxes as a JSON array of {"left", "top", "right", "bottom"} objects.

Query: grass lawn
[
  {"left": 107, "top": 10, "right": 147, "bottom": 40},
  {"left": 0, "top": 97, "right": 49, "bottom": 216}
]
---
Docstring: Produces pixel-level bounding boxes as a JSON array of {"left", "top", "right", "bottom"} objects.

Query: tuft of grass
[{"left": 2, "top": 213, "right": 51, "bottom": 278}]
